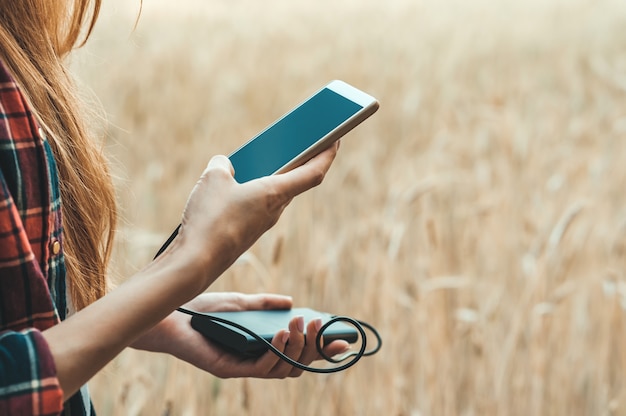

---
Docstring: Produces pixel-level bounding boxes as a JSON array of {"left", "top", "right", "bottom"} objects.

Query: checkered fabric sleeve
[{"left": 0, "top": 61, "right": 64, "bottom": 415}]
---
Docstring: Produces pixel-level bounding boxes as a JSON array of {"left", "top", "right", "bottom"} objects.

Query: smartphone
[
  {"left": 229, "top": 80, "right": 379, "bottom": 183},
  {"left": 190, "top": 308, "right": 359, "bottom": 356},
  {"left": 152, "top": 80, "right": 378, "bottom": 258}
]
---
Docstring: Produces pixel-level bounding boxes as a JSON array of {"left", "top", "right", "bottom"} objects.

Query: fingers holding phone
[
  {"left": 158, "top": 81, "right": 377, "bottom": 296},
  {"left": 259, "top": 140, "right": 340, "bottom": 201},
  {"left": 177, "top": 141, "right": 340, "bottom": 289}
]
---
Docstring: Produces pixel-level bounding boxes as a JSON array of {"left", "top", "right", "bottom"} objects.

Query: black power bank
[{"left": 190, "top": 308, "right": 359, "bottom": 356}]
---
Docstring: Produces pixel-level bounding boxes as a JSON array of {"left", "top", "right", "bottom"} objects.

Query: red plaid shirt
[{"left": 0, "top": 61, "right": 92, "bottom": 415}]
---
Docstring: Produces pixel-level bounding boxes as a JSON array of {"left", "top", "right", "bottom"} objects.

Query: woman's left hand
[{"left": 131, "top": 293, "right": 350, "bottom": 378}]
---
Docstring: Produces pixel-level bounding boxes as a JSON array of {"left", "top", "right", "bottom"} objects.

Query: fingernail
[
  {"left": 296, "top": 316, "right": 305, "bottom": 333},
  {"left": 282, "top": 331, "right": 290, "bottom": 344},
  {"left": 314, "top": 318, "right": 322, "bottom": 332},
  {"left": 341, "top": 344, "right": 351, "bottom": 353}
]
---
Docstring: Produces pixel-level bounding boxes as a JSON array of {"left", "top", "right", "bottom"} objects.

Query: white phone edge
[
  {"left": 326, "top": 79, "right": 379, "bottom": 109},
  {"left": 272, "top": 80, "right": 379, "bottom": 175}
]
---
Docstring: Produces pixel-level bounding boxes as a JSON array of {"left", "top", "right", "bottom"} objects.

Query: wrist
[
  {"left": 147, "top": 229, "right": 216, "bottom": 300},
  {"left": 160, "top": 223, "right": 240, "bottom": 297}
]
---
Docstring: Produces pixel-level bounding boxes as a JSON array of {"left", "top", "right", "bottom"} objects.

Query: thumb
[
  {"left": 206, "top": 155, "right": 235, "bottom": 176},
  {"left": 242, "top": 294, "right": 293, "bottom": 311}
]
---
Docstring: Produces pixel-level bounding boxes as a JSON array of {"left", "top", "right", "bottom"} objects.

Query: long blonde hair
[{"left": 0, "top": 0, "right": 116, "bottom": 310}]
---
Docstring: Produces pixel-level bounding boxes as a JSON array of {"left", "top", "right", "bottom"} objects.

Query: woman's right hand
[{"left": 168, "top": 141, "right": 339, "bottom": 295}]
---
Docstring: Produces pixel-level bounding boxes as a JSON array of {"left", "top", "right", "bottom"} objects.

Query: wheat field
[{"left": 71, "top": 0, "right": 626, "bottom": 414}]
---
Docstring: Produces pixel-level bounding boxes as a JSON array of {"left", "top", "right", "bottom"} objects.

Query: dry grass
[{"left": 71, "top": 0, "right": 626, "bottom": 414}]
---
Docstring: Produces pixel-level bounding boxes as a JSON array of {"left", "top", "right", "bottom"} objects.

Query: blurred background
[{"left": 72, "top": 0, "right": 626, "bottom": 414}]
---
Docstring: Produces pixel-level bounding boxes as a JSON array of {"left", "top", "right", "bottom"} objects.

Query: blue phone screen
[{"left": 229, "top": 88, "right": 363, "bottom": 183}]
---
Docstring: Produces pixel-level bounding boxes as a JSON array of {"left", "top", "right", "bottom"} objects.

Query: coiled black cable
[{"left": 155, "top": 225, "right": 382, "bottom": 373}]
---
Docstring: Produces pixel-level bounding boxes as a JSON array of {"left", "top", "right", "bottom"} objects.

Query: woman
[{"left": 0, "top": 1, "right": 347, "bottom": 415}]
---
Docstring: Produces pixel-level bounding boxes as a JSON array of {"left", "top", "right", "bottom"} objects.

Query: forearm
[
  {"left": 42, "top": 147, "right": 339, "bottom": 400},
  {"left": 43, "top": 241, "right": 212, "bottom": 401}
]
